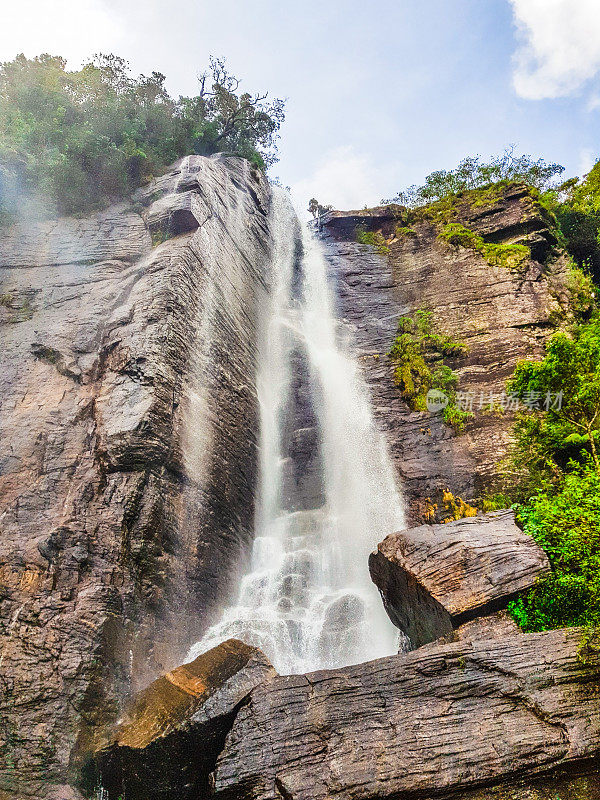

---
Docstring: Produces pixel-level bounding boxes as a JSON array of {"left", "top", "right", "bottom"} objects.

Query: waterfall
[{"left": 187, "top": 188, "right": 405, "bottom": 674}]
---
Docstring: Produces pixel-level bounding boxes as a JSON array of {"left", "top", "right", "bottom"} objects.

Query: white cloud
[
  {"left": 291, "top": 146, "right": 389, "bottom": 218},
  {"left": 579, "top": 147, "right": 596, "bottom": 176},
  {"left": 587, "top": 93, "right": 600, "bottom": 111},
  {"left": 509, "top": 0, "right": 600, "bottom": 99},
  {"left": 0, "top": 0, "right": 124, "bottom": 67}
]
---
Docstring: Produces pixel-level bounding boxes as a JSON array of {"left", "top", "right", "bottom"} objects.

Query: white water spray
[{"left": 188, "top": 189, "right": 404, "bottom": 673}]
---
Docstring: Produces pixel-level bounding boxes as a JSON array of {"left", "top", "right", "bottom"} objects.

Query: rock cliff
[
  {"left": 321, "top": 184, "right": 574, "bottom": 521},
  {"left": 0, "top": 155, "right": 273, "bottom": 797},
  {"left": 2, "top": 167, "right": 598, "bottom": 800}
]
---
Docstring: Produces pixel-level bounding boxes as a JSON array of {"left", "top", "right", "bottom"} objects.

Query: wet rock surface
[
  {"left": 322, "top": 184, "right": 572, "bottom": 521},
  {"left": 0, "top": 155, "right": 272, "bottom": 797},
  {"left": 213, "top": 628, "right": 600, "bottom": 800},
  {"left": 369, "top": 509, "right": 550, "bottom": 647},
  {"left": 94, "top": 639, "right": 275, "bottom": 800}
]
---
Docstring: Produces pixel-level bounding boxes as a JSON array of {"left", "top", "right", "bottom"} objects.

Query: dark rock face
[
  {"left": 322, "top": 184, "right": 572, "bottom": 521},
  {"left": 0, "top": 155, "right": 273, "bottom": 797},
  {"left": 94, "top": 639, "right": 275, "bottom": 800},
  {"left": 320, "top": 204, "right": 405, "bottom": 239},
  {"left": 369, "top": 509, "right": 550, "bottom": 647},
  {"left": 213, "top": 628, "right": 600, "bottom": 800}
]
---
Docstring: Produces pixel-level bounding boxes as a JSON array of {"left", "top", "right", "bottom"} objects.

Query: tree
[
  {"left": 542, "top": 161, "right": 600, "bottom": 282},
  {"left": 307, "top": 198, "right": 332, "bottom": 218},
  {"left": 0, "top": 53, "right": 285, "bottom": 216},
  {"left": 385, "top": 147, "right": 564, "bottom": 208},
  {"left": 184, "top": 57, "right": 285, "bottom": 168},
  {"left": 509, "top": 318, "right": 600, "bottom": 474}
]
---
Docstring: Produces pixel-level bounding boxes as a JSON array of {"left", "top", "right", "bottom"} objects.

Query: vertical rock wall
[
  {"left": 0, "top": 155, "right": 272, "bottom": 797},
  {"left": 321, "top": 186, "right": 573, "bottom": 521}
]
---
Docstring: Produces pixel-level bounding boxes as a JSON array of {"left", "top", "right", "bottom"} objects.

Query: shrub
[
  {"left": 387, "top": 310, "right": 471, "bottom": 431},
  {"left": 0, "top": 53, "right": 285, "bottom": 217},
  {"left": 508, "top": 466, "right": 600, "bottom": 630}
]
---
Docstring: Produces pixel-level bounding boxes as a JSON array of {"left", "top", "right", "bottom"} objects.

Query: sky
[{"left": 1, "top": 0, "right": 599, "bottom": 210}]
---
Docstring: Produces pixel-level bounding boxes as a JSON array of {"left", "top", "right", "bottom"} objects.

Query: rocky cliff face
[
  {"left": 0, "top": 155, "right": 273, "bottom": 797},
  {"left": 321, "top": 185, "right": 573, "bottom": 521},
  {"left": 2, "top": 168, "right": 597, "bottom": 800}
]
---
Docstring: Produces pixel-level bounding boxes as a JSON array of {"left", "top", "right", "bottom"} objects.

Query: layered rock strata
[
  {"left": 0, "top": 155, "right": 272, "bottom": 797},
  {"left": 321, "top": 184, "right": 574, "bottom": 521},
  {"left": 369, "top": 509, "right": 550, "bottom": 647},
  {"left": 213, "top": 628, "right": 600, "bottom": 800}
]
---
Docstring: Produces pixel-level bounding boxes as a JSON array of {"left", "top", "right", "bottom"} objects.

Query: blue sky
[{"left": 2, "top": 0, "right": 599, "bottom": 209}]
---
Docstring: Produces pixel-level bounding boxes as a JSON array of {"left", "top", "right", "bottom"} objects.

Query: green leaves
[
  {"left": 438, "top": 222, "right": 531, "bottom": 270},
  {"left": 0, "top": 53, "right": 285, "bottom": 216},
  {"left": 507, "top": 314, "right": 600, "bottom": 632},
  {"left": 387, "top": 311, "right": 471, "bottom": 431},
  {"left": 385, "top": 148, "right": 564, "bottom": 208},
  {"left": 508, "top": 467, "right": 600, "bottom": 631}
]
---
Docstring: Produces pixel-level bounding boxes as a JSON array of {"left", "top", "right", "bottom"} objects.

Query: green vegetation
[
  {"left": 385, "top": 147, "right": 564, "bottom": 208},
  {"left": 438, "top": 222, "right": 531, "bottom": 270},
  {"left": 541, "top": 162, "right": 600, "bottom": 283},
  {"left": 505, "top": 315, "right": 600, "bottom": 631},
  {"left": 150, "top": 227, "right": 172, "bottom": 247},
  {"left": 387, "top": 310, "right": 471, "bottom": 431},
  {"left": 383, "top": 149, "right": 600, "bottom": 634},
  {"left": 0, "top": 53, "right": 284, "bottom": 216},
  {"left": 394, "top": 225, "right": 417, "bottom": 238},
  {"left": 355, "top": 225, "right": 390, "bottom": 254},
  {"left": 308, "top": 198, "right": 333, "bottom": 218}
]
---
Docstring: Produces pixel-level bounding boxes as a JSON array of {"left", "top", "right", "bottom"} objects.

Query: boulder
[
  {"left": 213, "top": 628, "right": 600, "bottom": 800},
  {"left": 369, "top": 509, "right": 549, "bottom": 648},
  {"left": 93, "top": 639, "right": 276, "bottom": 800}
]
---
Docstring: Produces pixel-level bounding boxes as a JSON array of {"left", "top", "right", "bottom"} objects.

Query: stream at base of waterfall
[{"left": 187, "top": 188, "right": 405, "bottom": 674}]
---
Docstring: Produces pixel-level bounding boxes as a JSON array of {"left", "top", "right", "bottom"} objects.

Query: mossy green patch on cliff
[
  {"left": 387, "top": 311, "right": 471, "bottom": 432},
  {"left": 151, "top": 227, "right": 173, "bottom": 247},
  {"left": 355, "top": 226, "right": 390, "bottom": 254},
  {"left": 394, "top": 225, "right": 417, "bottom": 239},
  {"left": 439, "top": 222, "right": 531, "bottom": 270},
  {"left": 0, "top": 293, "right": 34, "bottom": 322}
]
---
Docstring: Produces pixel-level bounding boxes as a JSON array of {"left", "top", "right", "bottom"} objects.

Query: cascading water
[{"left": 188, "top": 188, "right": 405, "bottom": 673}]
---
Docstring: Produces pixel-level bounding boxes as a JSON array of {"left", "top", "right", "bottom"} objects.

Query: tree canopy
[
  {"left": 541, "top": 161, "right": 600, "bottom": 282},
  {"left": 506, "top": 316, "right": 600, "bottom": 631},
  {"left": 0, "top": 53, "right": 285, "bottom": 216},
  {"left": 386, "top": 147, "right": 564, "bottom": 208}
]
